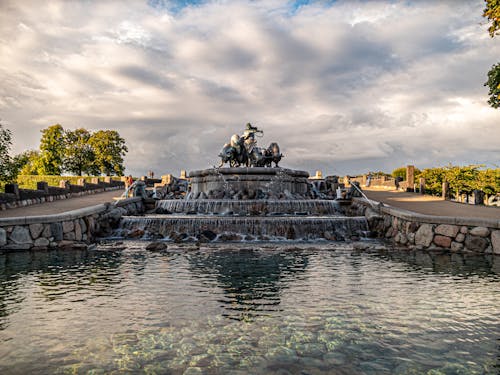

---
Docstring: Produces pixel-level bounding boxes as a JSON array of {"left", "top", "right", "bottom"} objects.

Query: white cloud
[{"left": 0, "top": 0, "right": 499, "bottom": 177}]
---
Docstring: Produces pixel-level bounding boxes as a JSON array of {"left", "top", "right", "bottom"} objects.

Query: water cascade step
[
  {"left": 117, "top": 215, "right": 368, "bottom": 241},
  {"left": 155, "top": 199, "right": 342, "bottom": 216}
]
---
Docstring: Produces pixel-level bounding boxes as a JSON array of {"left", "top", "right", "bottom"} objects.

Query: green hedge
[{"left": 15, "top": 175, "right": 122, "bottom": 190}]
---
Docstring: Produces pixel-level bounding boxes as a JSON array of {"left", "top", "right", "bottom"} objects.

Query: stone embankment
[
  {"left": 0, "top": 198, "right": 144, "bottom": 251},
  {"left": 350, "top": 198, "right": 500, "bottom": 255}
]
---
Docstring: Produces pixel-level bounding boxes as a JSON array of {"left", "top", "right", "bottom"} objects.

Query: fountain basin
[{"left": 188, "top": 167, "right": 310, "bottom": 197}]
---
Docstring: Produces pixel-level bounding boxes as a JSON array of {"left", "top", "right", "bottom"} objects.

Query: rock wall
[
  {"left": 0, "top": 198, "right": 144, "bottom": 251},
  {"left": 350, "top": 199, "right": 500, "bottom": 255}
]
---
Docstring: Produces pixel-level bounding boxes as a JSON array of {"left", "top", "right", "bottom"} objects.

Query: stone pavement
[
  {"left": 363, "top": 188, "right": 500, "bottom": 220},
  {"left": 0, "top": 190, "right": 123, "bottom": 218}
]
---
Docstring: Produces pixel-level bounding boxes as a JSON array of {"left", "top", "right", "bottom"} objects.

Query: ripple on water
[{"left": 0, "top": 243, "right": 498, "bottom": 374}]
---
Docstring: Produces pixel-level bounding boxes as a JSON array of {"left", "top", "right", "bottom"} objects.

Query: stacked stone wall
[
  {"left": 0, "top": 198, "right": 143, "bottom": 251},
  {"left": 350, "top": 199, "right": 500, "bottom": 255}
]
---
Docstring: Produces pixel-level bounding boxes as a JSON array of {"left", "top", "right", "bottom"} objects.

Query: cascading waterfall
[
  {"left": 118, "top": 215, "right": 368, "bottom": 241},
  {"left": 155, "top": 199, "right": 342, "bottom": 215},
  {"left": 112, "top": 166, "right": 368, "bottom": 242}
]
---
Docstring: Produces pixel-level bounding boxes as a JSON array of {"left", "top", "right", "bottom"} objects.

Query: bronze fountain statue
[{"left": 218, "top": 123, "right": 283, "bottom": 167}]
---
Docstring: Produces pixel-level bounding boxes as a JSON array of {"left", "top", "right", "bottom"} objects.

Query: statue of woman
[{"left": 242, "top": 123, "right": 263, "bottom": 153}]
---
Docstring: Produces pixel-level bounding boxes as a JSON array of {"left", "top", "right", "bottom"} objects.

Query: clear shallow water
[{"left": 0, "top": 243, "right": 499, "bottom": 374}]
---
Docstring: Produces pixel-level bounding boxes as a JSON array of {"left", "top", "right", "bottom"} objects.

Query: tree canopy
[
  {"left": 484, "top": 0, "right": 500, "bottom": 37},
  {"left": 89, "top": 130, "right": 128, "bottom": 176},
  {"left": 39, "top": 124, "right": 65, "bottom": 175},
  {"left": 485, "top": 62, "right": 500, "bottom": 108},
  {"left": 0, "top": 123, "right": 13, "bottom": 182},
  {"left": 11, "top": 150, "right": 42, "bottom": 176},
  {"left": 62, "top": 128, "right": 95, "bottom": 176},
  {"left": 483, "top": 1, "right": 500, "bottom": 109},
  {"left": 417, "top": 165, "right": 499, "bottom": 196},
  {"left": 36, "top": 125, "right": 128, "bottom": 176}
]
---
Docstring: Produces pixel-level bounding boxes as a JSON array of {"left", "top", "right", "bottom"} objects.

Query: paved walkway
[
  {"left": 363, "top": 188, "right": 500, "bottom": 220},
  {"left": 0, "top": 190, "right": 123, "bottom": 218}
]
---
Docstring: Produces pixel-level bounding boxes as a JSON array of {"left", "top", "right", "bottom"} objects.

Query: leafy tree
[
  {"left": 417, "top": 167, "right": 446, "bottom": 195},
  {"left": 12, "top": 150, "right": 43, "bottom": 176},
  {"left": 63, "top": 128, "right": 95, "bottom": 175},
  {"left": 485, "top": 63, "right": 500, "bottom": 108},
  {"left": 0, "top": 123, "right": 13, "bottom": 182},
  {"left": 89, "top": 130, "right": 128, "bottom": 176},
  {"left": 477, "top": 167, "right": 500, "bottom": 195},
  {"left": 39, "top": 124, "right": 65, "bottom": 175},
  {"left": 391, "top": 167, "right": 421, "bottom": 180},
  {"left": 443, "top": 165, "right": 481, "bottom": 195},
  {"left": 484, "top": 0, "right": 500, "bottom": 37},
  {"left": 483, "top": 1, "right": 500, "bottom": 108}
]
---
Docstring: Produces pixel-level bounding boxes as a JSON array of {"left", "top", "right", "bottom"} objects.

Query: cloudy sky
[{"left": 0, "top": 0, "right": 499, "bottom": 177}]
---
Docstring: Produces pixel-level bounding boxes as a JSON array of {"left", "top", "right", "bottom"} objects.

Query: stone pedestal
[
  {"left": 5, "top": 184, "right": 19, "bottom": 199},
  {"left": 188, "top": 167, "right": 310, "bottom": 198},
  {"left": 473, "top": 190, "right": 484, "bottom": 205},
  {"left": 419, "top": 178, "right": 425, "bottom": 195},
  {"left": 442, "top": 181, "right": 449, "bottom": 200},
  {"left": 406, "top": 165, "right": 415, "bottom": 192},
  {"left": 37, "top": 181, "right": 49, "bottom": 194}
]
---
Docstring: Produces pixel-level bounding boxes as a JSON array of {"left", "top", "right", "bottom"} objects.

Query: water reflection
[
  {"left": 0, "top": 244, "right": 498, "bottom": 375},
  {"left": 187, "top": 247, "right": 309, "bottom": 320},
  {"left": 365, "top": 249, "right": 500, "bottom": 278},
  {"left": 0, "top": 249, "right": 124, "bottom": 329}
]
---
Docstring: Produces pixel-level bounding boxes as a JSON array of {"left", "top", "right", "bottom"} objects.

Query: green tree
[
  {"left": 63, "top": 128, "right": 95, "bottom": 175},
  {"left": 12, "top": 150, "right": 43, "bottom": 176},
  {"left": 89, "top": 130, "right": 128, "bottom": 176},
  {"left": 444, "top": 165, "right": 481, "bottom": 195},
  {"left": 418, "top": 167, "right": 446, "bottom": 195},
  {"left": 485, "top": 63, "right": 500, "bottom": 108},
  {"left": 477, "top": 168, "right": 500, "bottom": 195},
  {"left": 483, "top": 1, "right": 500, "bottom": 108},
  {"left": 391, "top": 167, "right": 421, "bottom": 181},
  {"left": 39, "top": 124, "right": 65, "bottom": 175},
  {"left": 391, "top": 167, "right": 407, "bottom": 180},
  {"left": 484, "top": 0, "right": 500, "bottom": 37},
  {"left": 0, "top": 123, "right": 13, "bottom": 182}
]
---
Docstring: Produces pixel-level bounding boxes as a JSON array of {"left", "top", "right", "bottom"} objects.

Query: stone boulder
[
  {"left": 464, "top": 235, "right": 489, "bottom": 252},
  {"left": 146, "top": 242, "right": 168, "bottom": 251},
  {"left": 491, "top": 230, "right": 500, "bottom": 255},
  {"left": 433, "top": 235, "right": 451, "bottom": 248},
  {"left": 0, "top": 228, "right": 6, "bottom": 246},
  {"left": 34, "top": 237, "right": 50, "bottom": 247},
  {"left": 50, "top": 222, "right": 64, "bottom": 241},
  {"left": 455, "top": 233, "right": 465, "bottom": 243},
  {"left": 415, "top": 224, "right": 433, "bottom": 247},
  {"left": 10, "top": 226, "right": 32, "bottom": 244},
  {"left": 62, "top": 220, "right": 74, "bottom": 233},
  {"left": 29, "top": 223, "right": 45, "bottom": 239},
  {"left": 199, "top": 230, "right": 217, "bottom": 242},
  {"left": 434, "top": 224, "right": 459, "bottom": 238},
  {"left": 217, "top": 233, "right": 243, "bottom": 242},
  {"left": 469, "top": 227, "right": 490, "bottom": 237},
  {"left": 323, "top": 231, "right": 337, "bottom": 241},
  {"left": 451, "top": 241, "right": 464, "bottom": 252}
]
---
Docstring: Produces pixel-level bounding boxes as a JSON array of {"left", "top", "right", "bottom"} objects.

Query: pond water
[{"left": 0, "top": 242, "right": 499, "bottom": 374}]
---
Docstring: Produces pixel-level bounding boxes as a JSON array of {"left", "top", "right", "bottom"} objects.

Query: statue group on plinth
[{"left": 219, "top": 123, "right": 283, "bottom": 168}]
